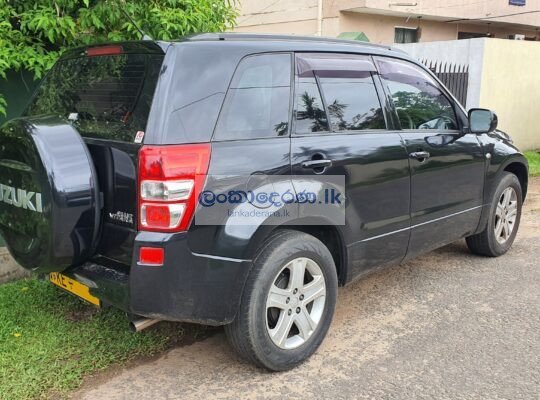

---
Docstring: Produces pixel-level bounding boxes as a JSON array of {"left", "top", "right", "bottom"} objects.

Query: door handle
[
  {"left": 301, "top": 159, "right": 333, "bottom": 169},
  {"left": 409, "top": 151, "right": 431, "bottom": 161}
]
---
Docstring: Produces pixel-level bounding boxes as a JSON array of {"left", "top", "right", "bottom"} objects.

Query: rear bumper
[{"left": 64, "top": 231, "right": 252, "bottom": 326}]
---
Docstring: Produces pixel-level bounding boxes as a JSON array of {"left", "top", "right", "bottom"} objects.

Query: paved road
[{"left": 80, "top": 179, "right": 540, "bottom": 400}]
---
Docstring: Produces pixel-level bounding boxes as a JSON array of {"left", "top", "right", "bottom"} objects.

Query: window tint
[
  {"left": 214, "top": 54, "right": 291, "bottom": 140},
  {"left": 26, "top": 54, "right": 163, "bottom": 142},
  {"left": 295, "top": 71, "right": 329, "bottom": 134},
  {"left": 377, "top": 58, "right": 458, "bottom": 131},
  {"left": 318, "top": 71, "right": 386, "bottom": 131}
]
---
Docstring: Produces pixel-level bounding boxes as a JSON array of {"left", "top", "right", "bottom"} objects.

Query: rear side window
[
  {"left": 295, "top": 70, "right": 329, "bottom": 134},
  {"left": 214, "top": 54, "right": 292, "bottom": 141},
  {"left": 26, "top": 53, "right": 164, "bottom": 142},
  {"left": 376, "top": 58, "right": 458, "bottom": 130},
  {"left": 318, "top": 71, "right": 386, "bottom": 131}
]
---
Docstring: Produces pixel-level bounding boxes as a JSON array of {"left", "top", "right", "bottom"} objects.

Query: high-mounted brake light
[
  {"left": 86, "top": 45, "right": 124, "bottom": 57},
  {"left": 138, "top": 144, "right": 211, "bottom": 232}
]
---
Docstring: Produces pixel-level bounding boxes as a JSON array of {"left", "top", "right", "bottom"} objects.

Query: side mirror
[{"left": 468, "top": 108, "right": 498, "bottom": 134}]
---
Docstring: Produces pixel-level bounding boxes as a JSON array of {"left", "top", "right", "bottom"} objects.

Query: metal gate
[{"left": 421, "top": 60, "right": 469, "bottom": 107}]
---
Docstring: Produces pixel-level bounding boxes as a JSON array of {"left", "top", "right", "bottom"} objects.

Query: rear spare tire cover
[{"left": 0, "top": 116, "right": 101, "bottom": 272}]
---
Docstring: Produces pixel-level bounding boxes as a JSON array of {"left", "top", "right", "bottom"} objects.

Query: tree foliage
[
  {"left": 297, "top": 92, "right": 328, "bottom": 133},
  {"left": 0, "top": 0, "right": 239, "bottom": 115}
]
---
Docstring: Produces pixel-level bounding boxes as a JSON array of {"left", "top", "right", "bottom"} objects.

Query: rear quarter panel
[{"left": 145, "top": 42, "right": 249, "bottom": 145}]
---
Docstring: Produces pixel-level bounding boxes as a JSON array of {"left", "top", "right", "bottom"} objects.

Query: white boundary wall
[
  {"left": 395, "top": 38, "right": 486, "bottom": 109},
  {"left": 395, "top": 38, "right": 540, "bottom": 150}
]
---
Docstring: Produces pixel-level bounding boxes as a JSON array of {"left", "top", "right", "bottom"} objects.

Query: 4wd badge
[{"left": 109, "top": 211, "right": 134, "bottom": 224}]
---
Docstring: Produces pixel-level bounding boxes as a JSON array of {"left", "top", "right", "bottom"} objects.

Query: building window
[
  {"left": 394, "top": 27, "right": 419, "bottom": 44},
  {"left": 458, "top": 32, "right": 492, "bottom": 40}
]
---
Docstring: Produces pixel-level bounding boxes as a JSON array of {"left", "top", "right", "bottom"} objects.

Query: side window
[
  {"left": 294, "top": 53, "right": 386, "bottom": 134},
  {"left": 295, "top": 70, "right": 329, "bottom": 134},
  {"left": 318, "top": 71, "right": 386, "bottom": 131},
  {"left": 376, "top": 58, "right": 458, "bottom": 131},
  {"left": 214, "top": 54, "right": 291, "bottom": 140}
]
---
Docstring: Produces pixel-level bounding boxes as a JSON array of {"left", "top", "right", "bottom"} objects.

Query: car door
[
  {"left": 189, "top": 52, "right": 296, "bottom": 258},
  {"left": 375, "top": 57, "right": 486, "bottom": 259},
  {"left": 290, "top": 53, "right": 411, "bottom": 281}
]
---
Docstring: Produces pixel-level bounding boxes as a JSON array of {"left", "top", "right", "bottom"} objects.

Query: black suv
[{"left": 0, "top": 34, "right": 528, "bottom": 371}]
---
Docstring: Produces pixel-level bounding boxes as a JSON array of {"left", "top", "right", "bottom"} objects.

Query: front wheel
[
  {"left": 225, "top": 230, "right": 338, "bottom": 371},
  {"left": 466, "top": 172, "right": 523, "bottom": 257}
]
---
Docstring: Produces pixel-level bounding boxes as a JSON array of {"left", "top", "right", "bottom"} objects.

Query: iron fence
[{"left": 421, "top": 60, "right": 469, "bottom": 107}]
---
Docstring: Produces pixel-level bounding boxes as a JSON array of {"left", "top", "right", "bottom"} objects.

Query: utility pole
[{"left": 317, "top": 0, "right": 323, "bottom": 36}]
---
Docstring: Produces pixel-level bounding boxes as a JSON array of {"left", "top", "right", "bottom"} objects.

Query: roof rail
[{"left": 183, "top": 32, "right": 394, "bottom": 51}]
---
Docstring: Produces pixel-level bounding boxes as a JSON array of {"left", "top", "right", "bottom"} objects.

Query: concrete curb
[{"left": 0, "top": 247, "right": 30, "bottom": 284}]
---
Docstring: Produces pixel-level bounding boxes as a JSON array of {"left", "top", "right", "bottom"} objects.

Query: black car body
[{"left": 0, "top": 33, "right": 528, "bottom": 370}]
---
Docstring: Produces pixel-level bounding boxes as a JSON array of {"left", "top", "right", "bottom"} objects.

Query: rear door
[
  {"left": 290, "top": 53, "right": 411, "bottom": 281},
  {"left": 25, "top": 44, "right": 165, "bottom": 265},
  {"left": 375, "top": 57, "right": 485, "bottom": 258},
  {"left": 187, "top": 52, "right": 295, "bottom": 259}
]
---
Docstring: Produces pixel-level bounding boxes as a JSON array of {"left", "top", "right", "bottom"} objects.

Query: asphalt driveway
[{"left": 79, "top": 178, "right": 540, "bottom": 400}]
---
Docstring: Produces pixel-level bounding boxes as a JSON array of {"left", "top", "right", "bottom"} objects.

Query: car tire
[
  {"left": 225, "top": 229, "right": 338, "bottom": 371},
  {"left": 466, "top": 172, "right": 523, "bottom": 257}
]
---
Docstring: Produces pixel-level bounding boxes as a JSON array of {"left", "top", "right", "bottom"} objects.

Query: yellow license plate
[{"left": 49, "top": 272, "right": 100, "bottom": 307}]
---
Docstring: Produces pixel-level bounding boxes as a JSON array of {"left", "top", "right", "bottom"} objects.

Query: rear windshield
[{"left": 26, "top": 53, "right": 164, "bottom": 142}]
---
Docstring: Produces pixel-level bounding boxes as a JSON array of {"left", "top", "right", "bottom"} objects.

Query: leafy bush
[{"left": 0, "top": 0, "right": 239, "bottom": 115}]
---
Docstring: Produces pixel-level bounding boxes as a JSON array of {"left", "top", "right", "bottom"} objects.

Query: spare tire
[{"left": 0, "top": 115, "right": 101, "bottom": 272}]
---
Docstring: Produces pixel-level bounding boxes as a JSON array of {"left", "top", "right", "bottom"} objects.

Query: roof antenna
[{"left": 120, "top": 5, "right": 152, "bottom": 40}]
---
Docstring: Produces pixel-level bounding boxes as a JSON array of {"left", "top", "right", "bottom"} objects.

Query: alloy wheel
[
  {"left": 494, "top": 186, "right": 518, "bottom": 244},
  {"left": 266, "top": 257, "right": 326, "bottom": 350}
]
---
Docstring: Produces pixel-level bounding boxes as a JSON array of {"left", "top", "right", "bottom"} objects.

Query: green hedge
[
  {"left": 525, "top": 151, "right": 540, "bottom": 177},
  {"left": 0, "top": 70, "right": 39, "bottom": 247},
  {"left": 0, "top": 69, "right": 40, "bottom": 125}
]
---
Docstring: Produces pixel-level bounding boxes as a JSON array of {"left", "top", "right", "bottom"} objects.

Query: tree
[{"left": 0, "top": 0, "right": 238, "bottom": 115}]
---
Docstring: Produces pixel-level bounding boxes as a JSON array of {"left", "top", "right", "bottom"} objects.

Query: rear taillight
[{"left": 138, "top": 144, "right": 211, "bottom": 232}]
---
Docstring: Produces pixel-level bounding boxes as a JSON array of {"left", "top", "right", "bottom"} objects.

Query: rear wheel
[
  {"left": 225, "top": 230, "right": 337, "bottom": 371},
  {"left": 466, "top": 172, "right": 522, "bottom": 257}
]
